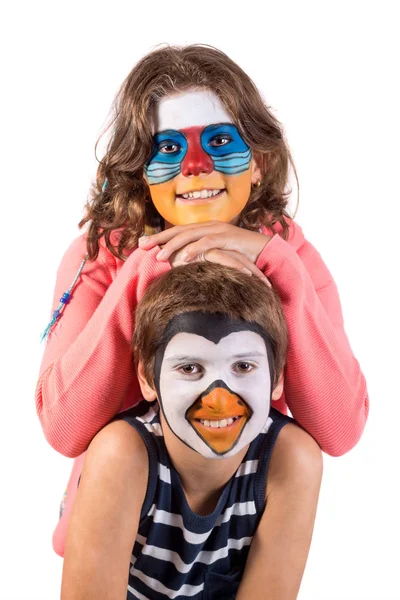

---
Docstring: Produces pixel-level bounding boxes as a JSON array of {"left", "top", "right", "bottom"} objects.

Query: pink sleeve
[
  {"left": 36, "top": 236, "right": 171, "bottom": 457},
  {"left": 256, "top": 228, "right": 369, "bottom": 456}
]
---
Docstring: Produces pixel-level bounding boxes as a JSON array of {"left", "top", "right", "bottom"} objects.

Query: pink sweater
[{"left": 36, "top": 220, "right": 369, "bottom": 458}]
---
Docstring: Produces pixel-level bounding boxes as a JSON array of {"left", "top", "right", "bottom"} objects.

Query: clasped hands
[{"left": 139, "top": 222, "right": 272, "bottom": 286}]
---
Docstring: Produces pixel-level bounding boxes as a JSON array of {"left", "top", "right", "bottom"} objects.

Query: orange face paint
[
  {"left": 148, "top": 170, "right": 252, "bottom": 225},
  {"left": 186, "top": 387, "right": 252, "bottom": 455}
]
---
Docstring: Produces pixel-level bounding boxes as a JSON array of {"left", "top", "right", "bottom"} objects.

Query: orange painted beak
[{"left": 186, "top": 387, "right": 251, "bottom": 455}]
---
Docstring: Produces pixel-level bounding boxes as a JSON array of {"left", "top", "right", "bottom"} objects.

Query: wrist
[{"left": 252, "top": 233, "right": 271, "bottom": 262}]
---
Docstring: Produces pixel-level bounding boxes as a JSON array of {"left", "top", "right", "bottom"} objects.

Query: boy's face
[
  {"left": 153, "top": 312, "right": 273, "bottom": 459},
  {"left": 144, "top": 90, "right": 260, "bottom": 226}
]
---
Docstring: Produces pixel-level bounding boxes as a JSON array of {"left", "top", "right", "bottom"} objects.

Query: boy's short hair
[{"left": 133, "top": 263, "right": 287, "bottom": 386}]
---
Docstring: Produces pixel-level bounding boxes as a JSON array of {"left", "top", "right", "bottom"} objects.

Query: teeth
[
  {"left": 181, "top": 189, "right": 222, "bottom": 200},
  {"left": 199, "top": 417, "right": 239, "bottom": 428}
]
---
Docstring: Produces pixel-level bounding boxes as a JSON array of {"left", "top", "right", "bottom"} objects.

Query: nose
[
  {"left": 201, "top": 388, "right": 242, "bottom": 413},
  {"left": 181, "top": 128, "right": 214, "bottom": 177}
]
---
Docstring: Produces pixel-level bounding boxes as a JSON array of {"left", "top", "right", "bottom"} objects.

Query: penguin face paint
[
  {"left": 154, "top": 312, "right": 274, "bottom": 459},
  {"left": 144, "top": 91, "right": 254, "bottom": 226}
]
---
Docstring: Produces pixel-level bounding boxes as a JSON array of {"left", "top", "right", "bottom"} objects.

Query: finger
[
  {"left": 138, "top": 221, "right": 220, "bottom": 250},
  {"left": 155, "top": 227, "right": 226, "bottom": 261},
  {"left": 199, "top": 250, "right": 271, "bottom": 287},
  {"left": 221, "top": 250, "right": 272, "bottom": 287},
  {"left": 180, "top": 235, "right": 228, "bottom": 262}
]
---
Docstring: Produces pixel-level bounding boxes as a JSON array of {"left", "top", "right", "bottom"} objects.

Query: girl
[{"left": 36, "top": 44, "right": 369, "bottom": 557}]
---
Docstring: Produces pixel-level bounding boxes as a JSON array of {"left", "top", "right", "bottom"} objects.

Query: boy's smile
[{"left": 186, "top": 385, "right": 252, "bottom": 455}]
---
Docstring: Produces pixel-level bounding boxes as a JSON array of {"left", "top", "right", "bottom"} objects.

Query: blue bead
[
  {"left": 60, "top": 292, "right": 71, "bottom": 304},
  {"left": 53, "top": 309, "right": 60, "bottom": 318}
]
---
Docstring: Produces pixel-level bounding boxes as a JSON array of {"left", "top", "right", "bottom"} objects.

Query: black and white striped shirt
[{"left": 118, "top": 402, "right": 292, "bottom": 600}]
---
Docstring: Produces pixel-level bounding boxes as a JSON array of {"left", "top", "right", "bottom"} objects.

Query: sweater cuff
[
  {"left": 256, "top": 233, "right": 299, "bottom": 277},
  {"left": 133, "top": 246, "right": 172, "bottom": 300}
]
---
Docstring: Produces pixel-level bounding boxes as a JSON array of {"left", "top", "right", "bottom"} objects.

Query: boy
[{"left": 61, "top": 263, "right": 322, "bottom": 600}]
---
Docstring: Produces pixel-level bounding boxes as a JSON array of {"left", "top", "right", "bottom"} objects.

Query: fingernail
[
  {"left": 264, "top": 278, "right": 272, "bottom": 288},
  {"left": 138, "top": 236, "right": 150, "bottom": 246},
  {"left": 156, "top": 250, "right": 167, "bottom": 260},
  {"left": 242, "top": 268, "right": 252, "bottom": 276},
  {"left": 182, "top": 251, "right": 189, "bottom": 262}
]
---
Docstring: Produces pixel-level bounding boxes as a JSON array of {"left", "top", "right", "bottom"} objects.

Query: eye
[
  {"left": 233, "top": 361, "right": 255, "bottom": 374},
  {"left": 178, "top": 364, "right": 203, "bottom": 376},
  {"left": 209, "top": 134, "right": 232, "bottom": 147},
  {"left": 158, "top": 141, "right": 181, "bottom": 154}
]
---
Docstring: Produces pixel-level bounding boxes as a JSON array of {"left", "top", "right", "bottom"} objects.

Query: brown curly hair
[{"left": 80, "top": 44, "right": 299, "bottom": 261}]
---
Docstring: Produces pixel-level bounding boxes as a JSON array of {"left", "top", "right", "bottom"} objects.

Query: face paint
[
  {"left": 145, "top": 124, "right": 251, "bottom": 185},
  {"left": 154, "top": 312, "right": 274, "bottom": 459},
  {"left": 144, "top": 91, "right": 254, "bottom": 225},
  {"left": 185, "top": 380, "right": 252, "bottom": 455}
]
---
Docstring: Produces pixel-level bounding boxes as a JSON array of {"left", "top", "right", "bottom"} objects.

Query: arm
[
  {"left": 256, "top": 225, "right": 369, "bottom": 456},
  {"left": 61, "top": 420, "right": 148, "bottom": 600},
  {"left": 36, "top": 236, "right": 170, "bottom": 457},
  {"left": 132, "top": 219, "right": 368, "bottom": 455},
  {"left": 236, "top": 423, "right": 323, "bottom": 600}
]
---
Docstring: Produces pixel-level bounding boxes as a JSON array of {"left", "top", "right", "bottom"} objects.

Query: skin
[
  {"left": 61, "top": 363, "right": 323, "bottom": 600},
  {"left": 139, "top": 220, "right": 273, "bottom": 286}
]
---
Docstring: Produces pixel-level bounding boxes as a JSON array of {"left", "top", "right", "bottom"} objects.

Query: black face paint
[{"left": 154, "top": 311, "right": 275, "bottom": 393}]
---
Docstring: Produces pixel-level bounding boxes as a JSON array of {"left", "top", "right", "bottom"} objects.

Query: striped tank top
[{"left": 119, "top": 401, "right": 292, "bottom": 600}]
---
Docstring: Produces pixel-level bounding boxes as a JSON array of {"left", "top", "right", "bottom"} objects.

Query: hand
[
  {"left": 168, "top": 246, "right": 272, "bottom": 287},
  {"left": 138, "top": 221, "right": 272, "bottom": 265}
]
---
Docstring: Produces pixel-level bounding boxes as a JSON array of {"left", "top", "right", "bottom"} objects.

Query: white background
[{"left": 1, "top": 1, "right": 399, "bottom": 598}]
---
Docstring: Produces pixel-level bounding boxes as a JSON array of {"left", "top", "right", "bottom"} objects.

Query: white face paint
[
  {"left": 158, "top": 331, "right": 271, "bottom": 459},
  {"left": 153, "top": 90, "right": 232, "bottom": 133}
]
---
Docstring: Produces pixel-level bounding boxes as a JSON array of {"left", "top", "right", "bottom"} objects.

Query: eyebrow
[
  {"left": 232, "top": 352, "right": 266, "bottom": 359},
  {"left": 156, "top": 123, "right": 233, "bottom": 136},
  {"left": 165, "top": 351, "right": 266, "bottom": 363},
  {"left": 165, "top": 355, "right": 203, "bottom": 363}
]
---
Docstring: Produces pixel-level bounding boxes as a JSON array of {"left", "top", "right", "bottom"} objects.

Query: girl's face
[{"left": 144, "top": 91, "right": 260, "bottom": 226}]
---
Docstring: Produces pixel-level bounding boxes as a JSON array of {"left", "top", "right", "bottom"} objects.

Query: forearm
[
  {"left": 36, "top": 241, "right": 170, "bottom": 456},
  {"left": 257, "top": 233, "right": 369, "bottom": 455},
  {"left": 36, "top": 327, "right": 140, "bottom": 457}
]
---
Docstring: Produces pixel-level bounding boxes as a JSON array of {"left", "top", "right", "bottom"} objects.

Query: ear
[
  {"left": 271, "top": 371, "right": 284, "bottom": 402},
  {"left": 137, "top": 361, "right": 158, "bottom": 402},
  {"left": 250, "top": 151, "right": 263, "bottom": 184}
]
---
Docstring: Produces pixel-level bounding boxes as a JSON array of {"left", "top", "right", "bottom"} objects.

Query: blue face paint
[
  {"left": 145, "top": 130, "right": 188, "bottom": 185},
  {"left": 145, "top": 124, "right": 251, "bottom": 185},
  {"left": 201, "top": 124, "right": 252, "bottom": 175}
]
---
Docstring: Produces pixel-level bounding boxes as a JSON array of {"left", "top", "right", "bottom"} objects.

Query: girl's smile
[{"left": 175, "top": 188, "right": 226, "bottom": 205}]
